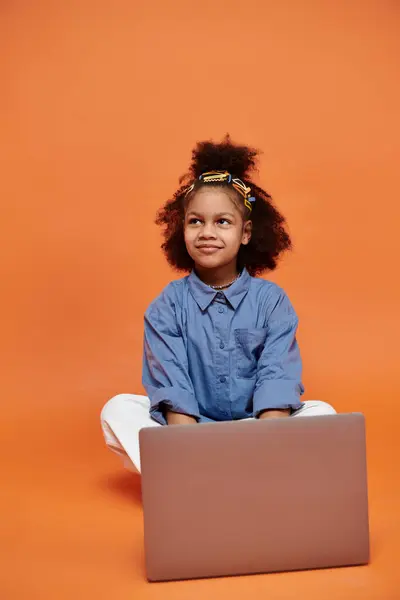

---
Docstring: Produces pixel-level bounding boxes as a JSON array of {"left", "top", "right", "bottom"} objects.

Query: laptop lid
[{"left": 140, "top": 413, "right": 369, "bottom": 581}]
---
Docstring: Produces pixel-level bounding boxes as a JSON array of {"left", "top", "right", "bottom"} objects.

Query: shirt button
[
  {"left": 220, "top": 342, "right": 225, "bottom": 349},
  {"left": 219, "top": 376, "right": 226, "bottom": 383},
  {"left": 218, "top": 307, "right": 224, "bottom": 313}
]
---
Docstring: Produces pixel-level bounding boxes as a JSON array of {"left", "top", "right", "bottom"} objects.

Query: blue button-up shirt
[{"left": 142, "top": 268, "right": 304, "bottom": 425}]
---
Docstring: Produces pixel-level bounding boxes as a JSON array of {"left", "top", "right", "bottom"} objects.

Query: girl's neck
[{"left": 195, "top": 264, "right": 240, "bottom": 288}]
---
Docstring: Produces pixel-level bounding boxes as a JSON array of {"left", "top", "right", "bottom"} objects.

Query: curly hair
[{"left": 155, "top": 134, "right": 292, "bottom": 276}]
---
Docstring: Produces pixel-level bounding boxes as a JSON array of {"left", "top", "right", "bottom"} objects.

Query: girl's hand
[
  {"left": 258, "top": 409, "right": 291, "bottom": 419},
  {"left": 166, "top": 410, "right": 197, "bottom": 425}
]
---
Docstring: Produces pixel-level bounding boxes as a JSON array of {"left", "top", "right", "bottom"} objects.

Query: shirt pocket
[{"left": 234, "top": 328, "right": 268, "bottom": 379}]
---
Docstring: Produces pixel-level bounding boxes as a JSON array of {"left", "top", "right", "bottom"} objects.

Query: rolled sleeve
[
  {"left": 149, "top": 387, "right": 200, "bottom": 425},
  {"left": 253, "top": 291, "right": 304, "bottom": 416},
  {"left": 142, "top": 289, "right": 200, "bottom": 426}
]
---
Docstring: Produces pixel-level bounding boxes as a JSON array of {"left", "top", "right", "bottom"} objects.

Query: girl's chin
[
  {"left": 193, "top": 257, "right": 235, "bottom": 272},
  {"left": 194, "top": 255, "right": 224, "bottom": 267}
]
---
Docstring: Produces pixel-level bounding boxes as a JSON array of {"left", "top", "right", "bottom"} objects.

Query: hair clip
[
  {"left": 244, "top": 196, "right": 256, "bottom": 211},
  {"left": 184, "top": 182, "right": 196, "bottom": 197},
  {"left": 199, "top": 171, "right": 232, "bottom": 184},
  {"left": 185, "top": 171, "right": 255, "bottom": 212},
  {"left": 231, "top": 179, "right": 255, "bottom": 212}
]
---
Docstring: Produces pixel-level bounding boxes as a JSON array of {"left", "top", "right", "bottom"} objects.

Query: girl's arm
[
  {"left": 142, "top": 287, "right": 200, "bottom": 425},
  {"left": 253, "top": 289, "right": 304, "bottom": 418}
]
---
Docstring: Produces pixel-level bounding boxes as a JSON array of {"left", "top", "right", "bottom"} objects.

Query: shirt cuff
[
  {"left": 149, "top": 388, "right": 200, "bottom": 425},
  {"left": 252, "top": 379, "right": 304, "bottom": 417}
]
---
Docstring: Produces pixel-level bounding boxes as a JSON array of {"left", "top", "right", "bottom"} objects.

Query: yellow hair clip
[{"left": 199, "top": 170, "right": 232, "bottom": 184}]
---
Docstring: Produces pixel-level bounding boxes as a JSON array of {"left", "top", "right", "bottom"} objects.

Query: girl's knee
[
  {"left": 305, "top": 400, "right": 336, "bottom": 416},
  {"left": 101, "top": 393, "right": 134, "bottom": 422},
  {"left": 318, "top": 401, "right": 336, "bottom": 415},
  {"left": 100, "top": 393, "right": 150, "bottom": 423}
]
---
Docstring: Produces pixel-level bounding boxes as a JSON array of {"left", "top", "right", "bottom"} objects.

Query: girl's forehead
[{"left": 186, "top": 188, "right": 242, "bottom": 215}]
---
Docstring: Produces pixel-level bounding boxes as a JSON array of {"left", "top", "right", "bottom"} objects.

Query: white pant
[{"left": 101, "top": 394, "right": 336, "bottom": 473}]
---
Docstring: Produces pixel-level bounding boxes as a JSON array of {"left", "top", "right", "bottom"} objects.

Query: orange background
[{"left": 1, "top": 1, "right": 400, "bottom": 598}]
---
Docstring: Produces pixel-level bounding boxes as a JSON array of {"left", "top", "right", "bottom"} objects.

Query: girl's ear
[{"left": 241, "top": 220, "right": 252, "bottom": 245}]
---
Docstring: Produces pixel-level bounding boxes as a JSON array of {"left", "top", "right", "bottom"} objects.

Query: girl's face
[{"left": 184, "top": 188, "right": 252, "bottom": 275}]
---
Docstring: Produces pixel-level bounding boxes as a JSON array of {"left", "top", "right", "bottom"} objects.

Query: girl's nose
[{"left": 200, "top": 222, "right": 217, "bottom": 238}]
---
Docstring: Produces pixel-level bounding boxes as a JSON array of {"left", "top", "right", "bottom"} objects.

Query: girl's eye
[{"left": 186, "top": 217, "right": 231, "bottom": 225}]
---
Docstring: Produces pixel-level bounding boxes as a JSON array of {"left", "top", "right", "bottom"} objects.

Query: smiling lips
[{"left": 196, "top": 245, "right": 222, "bottom": 254}]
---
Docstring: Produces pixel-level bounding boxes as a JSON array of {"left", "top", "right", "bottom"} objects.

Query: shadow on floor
[{"left": 99, "top": 470, "right": 142, "bottom": 505}]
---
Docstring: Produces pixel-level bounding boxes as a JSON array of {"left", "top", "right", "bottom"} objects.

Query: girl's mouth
[{"left": 197, "top": 245, "right": 222, "bottom": 254}]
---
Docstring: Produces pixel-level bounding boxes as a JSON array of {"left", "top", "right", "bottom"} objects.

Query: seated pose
[{"left": 101, "top": 135, "right": 336, "bottom": 472}]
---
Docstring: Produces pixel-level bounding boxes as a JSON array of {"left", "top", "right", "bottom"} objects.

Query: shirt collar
[{"left": 187, "top": 268, "right": 252, "bottom": 311}]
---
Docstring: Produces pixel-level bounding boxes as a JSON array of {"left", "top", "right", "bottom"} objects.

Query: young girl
[{"left": 101, "top": 136, "right": 335, "bottom": 472}]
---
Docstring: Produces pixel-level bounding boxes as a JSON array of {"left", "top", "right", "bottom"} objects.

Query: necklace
[{"left": 208, "top": 273, "right": 240, "bottom": 290}]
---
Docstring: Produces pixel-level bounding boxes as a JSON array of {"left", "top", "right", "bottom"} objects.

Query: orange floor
[{"left": 2, "top": 386, "right": 400, "bottom": 599}]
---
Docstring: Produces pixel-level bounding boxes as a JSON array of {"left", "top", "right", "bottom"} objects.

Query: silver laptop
[{"left": 139, "top": 413, "right": 369, "bottom": 581}]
